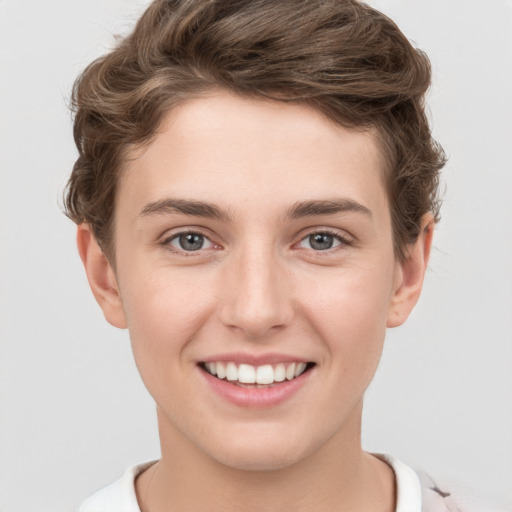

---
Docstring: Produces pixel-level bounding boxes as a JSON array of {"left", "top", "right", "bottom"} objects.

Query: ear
[
  {"left": 387, "top": 215, "right": 434, "bottom": 328},
  {"left": 76, "top": 224, "right": 127, "bottom": 329}
]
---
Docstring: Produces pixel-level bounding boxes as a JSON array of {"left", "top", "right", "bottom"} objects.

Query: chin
[
  {"left": 214, "top": 448, "right": 304, "bottom": 472},
  {"left": 203, "top": 428, "right": 316, "bottom": 472}
]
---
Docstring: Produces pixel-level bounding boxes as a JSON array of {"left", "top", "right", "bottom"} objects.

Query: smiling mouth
[{"left": 199, "top": 361, "right": 315, "bottom": 387}]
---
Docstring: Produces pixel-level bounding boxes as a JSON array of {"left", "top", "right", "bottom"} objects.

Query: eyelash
[
  {"left": 296, "top": 229, "right": 352, "bottom": 252},
  {"left": 160, "top": 228, "right": 352, "bottom": 255},
  {"left": 161, "top": 230, "right": 219, "bottom": 255}
]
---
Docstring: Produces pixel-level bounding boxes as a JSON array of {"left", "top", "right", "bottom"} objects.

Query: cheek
[
  {"left": 299, "top": 261, "right": 395, "bottom": 366},
  {"left": 118, "top": 268, "right": 217, "bottom": 374}
]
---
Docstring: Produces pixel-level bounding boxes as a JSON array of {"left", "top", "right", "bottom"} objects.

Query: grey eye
[
  {"left": 170, "top": 232, "right": 213, "bottom": 251},
  {"left": 299, "top": 233, "right": 341, "bottom": 251}
]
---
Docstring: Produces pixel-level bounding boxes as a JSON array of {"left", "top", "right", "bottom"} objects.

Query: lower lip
[{"left": 199, "top": 366, "right": 312, "bottom": 408}]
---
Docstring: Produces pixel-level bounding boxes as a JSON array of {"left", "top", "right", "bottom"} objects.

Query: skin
[{"left": 78, "top": 90, "right": 433, "bottom": 512}]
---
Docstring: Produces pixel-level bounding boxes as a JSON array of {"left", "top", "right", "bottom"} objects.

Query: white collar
[
  {"left": 79, "top": 454, "right": 422, "bottom": 512},
  {"left": 374, "top": 453, "right": 423, "bottom": 512}
]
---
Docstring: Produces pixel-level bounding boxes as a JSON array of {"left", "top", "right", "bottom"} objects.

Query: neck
[{"left": 136, "top": 403, "right": 395, "bottom": 512}]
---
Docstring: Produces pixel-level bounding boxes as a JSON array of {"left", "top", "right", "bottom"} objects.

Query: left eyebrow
[
  {"left": 286, "top": 198, "right": 372, "bottom": 219},
  {"left": 139, "top": 198, "right": 232, "bottom": 221}
]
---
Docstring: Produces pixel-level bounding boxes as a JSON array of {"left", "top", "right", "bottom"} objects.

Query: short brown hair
[{"left": 64, "top": 0, "right": 445, "bottom": 261}]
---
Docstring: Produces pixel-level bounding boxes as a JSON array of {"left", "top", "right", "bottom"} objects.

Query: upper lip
[{"left": 199, "top": 352, "right": 311, "bottom": 366}]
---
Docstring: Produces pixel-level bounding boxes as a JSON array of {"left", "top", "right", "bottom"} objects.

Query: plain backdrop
[{"left": 1, "top": 1, "right": 511, "bottom": 511}]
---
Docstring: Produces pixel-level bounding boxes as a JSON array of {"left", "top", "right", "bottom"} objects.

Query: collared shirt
[{"left": 78, "top": 454, "right": 473, "bottom": 512}]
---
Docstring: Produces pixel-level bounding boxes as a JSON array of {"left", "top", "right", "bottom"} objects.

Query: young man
[{"left": 64, "top": 1, "right": 463, "bottom": 510}]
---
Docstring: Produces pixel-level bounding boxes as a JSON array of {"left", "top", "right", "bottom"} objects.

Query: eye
[
  {"left": 167, "top": 232, "right": 214, "bottom": 252},
  {"left": 298, "top": 232, "right": 344, "bottom": 251}
]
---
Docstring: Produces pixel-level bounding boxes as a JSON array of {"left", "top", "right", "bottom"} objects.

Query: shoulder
[
  {"left": 78, "top": 455, "right": 504, "bottom": 512},
  {"left": 78, "top": 461, "right": 156, "bottom": 512},
  {"left": 418, "top": 471, "right": 506, "bottom": 512},
  {"left": 419, "top": 471, "right": 467, "bottom": 512},
  {"left": 378, "top": 453, "right": 504, "bottom": 512}
]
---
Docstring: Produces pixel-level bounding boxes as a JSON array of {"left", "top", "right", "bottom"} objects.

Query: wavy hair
[{"left": 64, "top": 0, "right": 445, "bottom": 261}]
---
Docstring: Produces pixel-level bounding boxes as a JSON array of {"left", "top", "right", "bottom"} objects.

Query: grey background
[{"left": 1, "top": 1, "right": 511, "bottom": 510}]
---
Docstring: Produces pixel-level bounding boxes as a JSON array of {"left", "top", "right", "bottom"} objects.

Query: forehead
[{"left": 119, "top": 91, "right": 388, "bottom": 219}]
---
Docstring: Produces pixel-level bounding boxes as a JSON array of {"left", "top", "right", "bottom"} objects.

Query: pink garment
[{"left": 420, "top": 472, "right": 465, "bottom": 512}]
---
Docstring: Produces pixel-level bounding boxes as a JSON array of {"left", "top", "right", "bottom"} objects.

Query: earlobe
[
  {"left": 387, "top": 215, "right": 434, "bottom": 328},
  {"left": 76, "top": 224, "right": 128, "bottom": 329}
]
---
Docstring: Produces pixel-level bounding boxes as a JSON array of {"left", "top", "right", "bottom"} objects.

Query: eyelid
[
  {"left": 160, "top": 227, "right": 222, "bottom": 254},
  {"left": 294, "top": 227, "right": 354, "bottom": 251},
  {"left": 158, "top": 225, "right": 353, "bottom": 254},
  {"left": 170, "top": 233, "right": 214, "bottom": 250}
]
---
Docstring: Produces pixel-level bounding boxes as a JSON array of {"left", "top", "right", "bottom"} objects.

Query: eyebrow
[
  {"left": 286, "top": 198, "right": 372, "bottom": 219},
  {"left": 140, "top": 198, "right": 232, "bottom": 221},
  {"left": 139, "top": 197, "right": 371, "bottom": 221}
]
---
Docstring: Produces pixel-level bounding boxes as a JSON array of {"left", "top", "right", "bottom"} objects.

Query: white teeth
[
  {"left": 256, "top": 364, "right": 274, "bottom": 385},
  {"left": 295, "top": 362, "right": 307, "bottom": 377},
  {"left": 204, "top": 361, "right": 310, "bottom": 384},
  {"left": 274, "top": 363, "right": 286, "bottom": 382},
  {"left": 216, "top": 362, "right": 226, "bottom": 379},
  {"left": 285, "top": 363, "right": 296, "bottom": 381},
  {"left": 238, "top": 364, "right": 256, "bottom": 383},
  {"left": 226, "top": 362, "right": 238, "bottom": 381}
]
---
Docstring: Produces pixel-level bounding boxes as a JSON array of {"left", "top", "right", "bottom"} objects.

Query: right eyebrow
[
  {"left": 286, "top": 198, "right": 372, "bottom": 219},
  {"left": 139, "top": 198, "right": 232, "bottom": 221}
]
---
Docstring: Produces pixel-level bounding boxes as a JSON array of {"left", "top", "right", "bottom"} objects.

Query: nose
[{"left": 218, "top": 244, "right": 294, "bottom": 339}]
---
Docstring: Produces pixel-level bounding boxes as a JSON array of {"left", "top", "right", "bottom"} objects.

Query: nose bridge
[{"left": 219, "top": 238, "right": 293, "bottom": 338}]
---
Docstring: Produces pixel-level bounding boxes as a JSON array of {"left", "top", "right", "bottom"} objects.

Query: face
[{"left": 82, "top": 91, "right": 428, "bottom": 471}]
